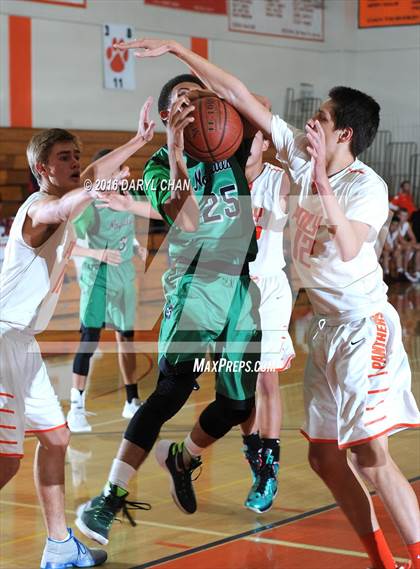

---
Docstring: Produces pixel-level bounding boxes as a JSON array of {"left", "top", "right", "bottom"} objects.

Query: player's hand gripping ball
[{"left": 183, "top": 93, "right": 244, "bottom": 163}]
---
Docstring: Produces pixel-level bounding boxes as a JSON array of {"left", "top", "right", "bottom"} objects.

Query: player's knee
[
  {"left": 0, "top": 457, "right": 20, "bottom": 488},
  {"left": 257, "top": 371, "right": 278, "bottom": 398},
  {"left": 199, "top": 395, "right": 255, "bottom": 439},
  {"left": 73, "top": 327, "right": 101, "bottom": 375},
  {"left": 350, "top": 442, "right": 387, "bottom": 472},
  {"left": 115, "top": 331, "right": 134, "bottom": 344},
  {"left": 308, "top": 445, "right": 337, "bottom": 480},
  {"left": 125, "top": 371, "right": 195, "bottom": 451},
  {"left": 37, "top": 425, "right": 70, "bottom": 453}
]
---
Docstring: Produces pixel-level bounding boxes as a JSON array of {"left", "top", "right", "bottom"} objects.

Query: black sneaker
[
  {"left": 155, "top": 440, "right": 202, "bottom": 514},
  {"left": 75, "top": 484, "right": 151, "bottom": 545},
  {"left": 243, "top": 446, "right": 261, "bottom": 484}
]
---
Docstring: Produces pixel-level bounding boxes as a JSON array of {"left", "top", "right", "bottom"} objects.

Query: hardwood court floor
[{"left": 0, "top": 283, "right": 419, "bottom": 569}]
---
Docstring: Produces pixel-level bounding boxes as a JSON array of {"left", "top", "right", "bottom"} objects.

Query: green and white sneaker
[
  {"left": 245, "top": 449, "right": 279, "bottom": 514},
  {"left": 75, "top": 484, "right": 151, "bottom": 545}
]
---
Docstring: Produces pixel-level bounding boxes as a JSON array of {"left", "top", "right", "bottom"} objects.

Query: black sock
[
  {"left": 261, "top": 438, "right": 280, "bottom": 463},
  {"left": 125, "top": 383, "right": 139, "bottom": 403},
  {"left": 242, "top": 433, "right": 262, "bottom": 453}
]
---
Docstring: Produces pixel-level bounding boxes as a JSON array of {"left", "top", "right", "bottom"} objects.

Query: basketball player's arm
[
  {"left": 27, "top": 188, "right": 95, "bottom": 227},
  {"left": 81, "top": 97, "right": 155, "bottom": 183},
  {"left": 72, "top": 244, "right": 122, "bottom": 265},
  {"left": 116, "top": 39, "right": 273, "bottom": 139},
  {"left": 95, "top": 192, "right": 162, "bottom": 220},
  {"left": 306, "top": 120, "right": 370, "bottom": 262}
]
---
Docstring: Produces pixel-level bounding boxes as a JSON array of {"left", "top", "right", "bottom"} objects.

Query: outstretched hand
[
  {"left": 137, "top": 96, "right": 155, "bottom": 142},
  {"left": 166, "top": 94, "right": 195, "bottom": 154},
  {"left": 96, "top": 191, "right": 134, "bottom": 213},
  {"left": 114, "top": 38, "right": 174, "bottom": 59}
]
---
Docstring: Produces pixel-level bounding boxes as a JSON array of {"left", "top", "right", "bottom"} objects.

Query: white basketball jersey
[
  {"left": 0, "top": 193, "right": 76, "bottom": 334},
  {"left": 271, "top": 115, "right": 389, "bottom": 319},
  {"left": 248, "top": 163, "right": 288, "bottom": 277}
]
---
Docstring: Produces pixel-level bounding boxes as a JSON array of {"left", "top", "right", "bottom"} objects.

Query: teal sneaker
[
  {"left": 75, "top": 484, "right": 151, "bottom": 545},
  {"left": 40, "top": 527, "right": 107, "bottom": 568},
  {"left": 245, "top": 449, "right": 279, "bottom": 514}
]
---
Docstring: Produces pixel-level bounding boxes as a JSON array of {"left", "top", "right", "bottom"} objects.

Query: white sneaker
[
  {"left": 67, "top": 388, "right": 94, "bottom": 433},
  {"left": 67, "top": 407, "right": 93, "bottom": 433},
  {"left": 122, "top": 398, "right": 142, "bottom": 419}
]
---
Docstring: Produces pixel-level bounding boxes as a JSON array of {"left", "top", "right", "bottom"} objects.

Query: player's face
[
  {"left": 40, "top": 142, "right": 81, "bottom": 191},
  {"left": 399, "top": 210, "right": 409, "bottom": 222},
  {"left": 246, "top": 131, "right": 268, "bottom": 167},
  {"left": 401, "top": 182, "right": 411, "bottom": 194},
  {"left": 169, "top": 81, "right": 213, "bottom": 109}
]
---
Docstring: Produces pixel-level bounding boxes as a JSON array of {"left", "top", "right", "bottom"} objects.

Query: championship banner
[
  {"left": 103, "top": 24, "right": 136, "bottom": 91},
  {"left": 229, "top": 0, "right": 324, "bottom": 42},
  {"left": 359, "top": 0, "right": 420, "bottom": 28},
  {"left": 144, "top": 0, "right": 227, "bottom": 14}
]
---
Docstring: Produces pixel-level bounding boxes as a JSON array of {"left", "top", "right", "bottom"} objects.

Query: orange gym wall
[{"left": 9, "top": 15, "right": 32, "bottom": 127}]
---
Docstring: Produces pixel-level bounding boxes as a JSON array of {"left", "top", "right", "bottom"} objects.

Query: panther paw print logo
[{"left": 106, "top": 38, "right": 128, "bottom": 73}]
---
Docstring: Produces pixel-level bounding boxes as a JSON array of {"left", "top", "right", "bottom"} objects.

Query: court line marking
[
  {"left": 0, "top": 505, "right": 408, "bottom": 565},
  {"left": 132, "top": 519, "right": 408, "bottom": 568},
  {"left": 131, "top": 476, "right": 420, "bottom": 569}
]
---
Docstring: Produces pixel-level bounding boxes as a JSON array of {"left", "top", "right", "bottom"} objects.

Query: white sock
[
  {"left": 104, "top": 458, "right": 136, "bottom": 494},
  {"left": 184, "top": 434, "right": 205, "bottom": 458},
  {"left": 70, "top": 387, "right": 85, "bottom": 409}
]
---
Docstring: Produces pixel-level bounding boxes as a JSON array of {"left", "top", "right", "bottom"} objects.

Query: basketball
[{"left": 183, "top": 95, "right": 244, "bottom": 162}]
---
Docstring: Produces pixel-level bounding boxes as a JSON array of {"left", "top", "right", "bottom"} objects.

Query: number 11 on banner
[{"left": 103, "top": 24, "right": 136, "bottom": 91}]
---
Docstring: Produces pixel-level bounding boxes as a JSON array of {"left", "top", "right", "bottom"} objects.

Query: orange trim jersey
[{"left": 271, "top": 116, "right": 389, "bottom": 319}]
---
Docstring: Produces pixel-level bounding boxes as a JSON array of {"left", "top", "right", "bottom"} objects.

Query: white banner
[
  {"left": 103, "top": 24, "right": 136, "bottom": 91},
  {"left": 229, "top": 0, "right": 324, "bottom": 42}
]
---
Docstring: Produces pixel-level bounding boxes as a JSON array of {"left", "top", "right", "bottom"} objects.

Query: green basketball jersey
[
  {"left": 142, "top": 146, "right": 257, "bottom": 267},
  {"left": 73, "top": 203, "right": 136, "bottom": 290}
]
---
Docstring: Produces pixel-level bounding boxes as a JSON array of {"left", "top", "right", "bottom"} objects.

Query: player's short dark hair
[
  {"left": 391, "top": 215, "right": 400, "bottom": 223},
  {"left": 400, "top": 179, "right": 411, "bottom": 188},
  {"left": 158, "top": 73, "right": 205, "bottom": 117},
  {"left": 27, "top": 128, "right": 81, "bottom": 183},
  {"left": 399, "top": 207, "right": 408, "bottom": 214},
  {"left": 328, "top": 86, "right": 380, "bottom": 157}
]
